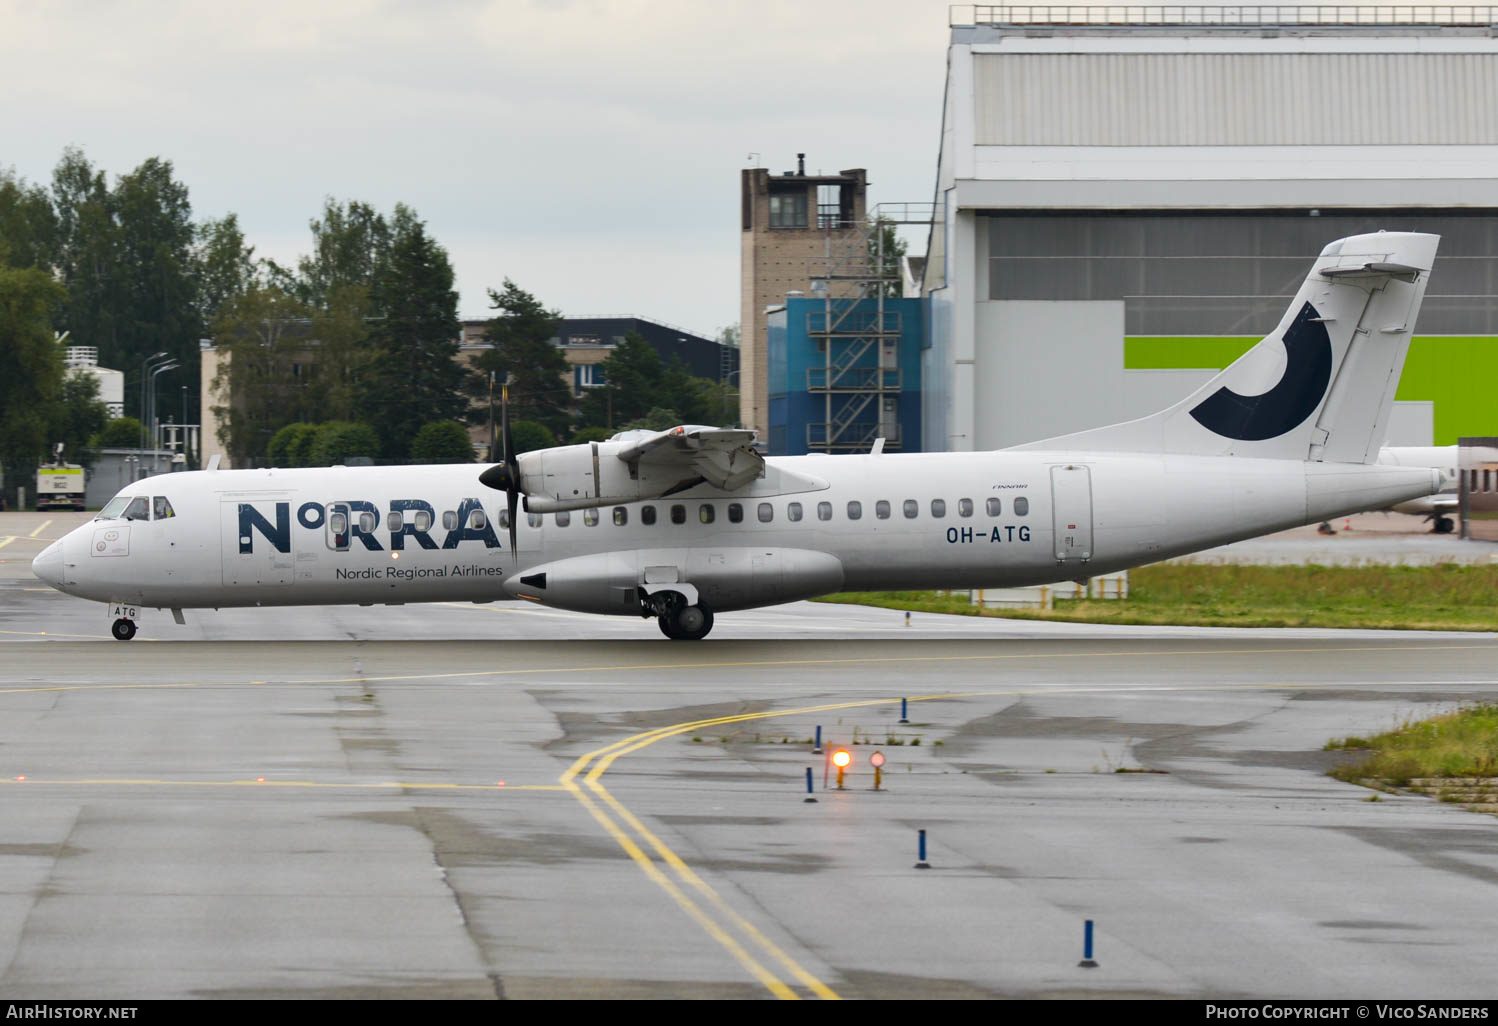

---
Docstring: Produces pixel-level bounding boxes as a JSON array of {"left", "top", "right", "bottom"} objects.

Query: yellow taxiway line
[{"left": 558, "top": 693, "right": 976, "bottom": 1001}]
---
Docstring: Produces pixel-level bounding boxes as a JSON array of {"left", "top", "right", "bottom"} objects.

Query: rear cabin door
[{"left": 1049, "top": 465, "right": 1094, "bottom": 565}]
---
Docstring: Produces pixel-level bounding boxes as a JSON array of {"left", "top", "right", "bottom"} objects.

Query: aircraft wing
[{"left": 616, "top": 426, "right": 764, "bottom": 492}]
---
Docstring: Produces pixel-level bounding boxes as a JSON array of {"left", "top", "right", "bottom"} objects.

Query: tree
[
  {"left": 687, "top": 377, "right": 739, "bottom": 427},
  {"left": 410, "top": 421, "right": 474, "bottom": 463},
  {"left": 308, "top": 283, "right": 373, "bottom": 423},
  {"left": 868, "top": 218, "right": 908, "bottom": 298},
  {"left": 266, "top": 422, "right": 319, "bottom": 467},
  {"left": 619, "top": 407, "right": 683, "bottom": 432},
  {"left": 51, "top": 148, "right": 120, "bottom": 362},
  {"left": 508, "top": 420, "right": 555, "bottom": 455},
  {"left": 308, "top": 421, "right": 381, "bottom": 465},
  {"left": 209, "top": 285, "right": 318, "bottom": 464},
  {"left": 51, "top": 150, "right": 205, "bottom": 422},
  {"left": 195, "top": 213, "right": 259, "bottom": 327},
  {"left": 468, "top": 280, "right": 571, "bottom": 437},
  {"left": 92, "top": 417, "right": 145, "bottom": 448},
  {"left": 0, "top": 267, "right": 67, "bottom": 507},
  {"left": 578, "top": 332, "right": 662, "bottom": 429},
  {"left": 357, "top": 207, "right": 463, "bottom": 459},
  {"left": 49, "top": 372, "right": 109, "bottom": 466},
  {"left": 271, "top": 199, "right": 391, "bottom": 310},
  {"left": 0, "top": 168, "right": 58, "bottom": 270},
  {"left": 113, "top": 157, "right": 201, "bottom": 386}
]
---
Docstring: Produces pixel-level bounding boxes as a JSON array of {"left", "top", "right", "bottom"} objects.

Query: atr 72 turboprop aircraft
[{"left": 33, "top": 231, "right": 1446, "bottom": 641}]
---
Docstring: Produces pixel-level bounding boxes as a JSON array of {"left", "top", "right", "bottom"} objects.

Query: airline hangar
[{"left": 920, "top": 5, "right": 1498, "bottom": 454}]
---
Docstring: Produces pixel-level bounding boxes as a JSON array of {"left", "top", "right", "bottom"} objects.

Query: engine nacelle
[
  {"left": 518, "top": 440, "right": 703, "bottom": 514},
  {"left": 502, "top": 547, "right": 845, "bottom": 615}
]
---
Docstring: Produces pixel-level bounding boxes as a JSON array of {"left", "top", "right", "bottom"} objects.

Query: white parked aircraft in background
[
  {"left": 1375, "top": 445, "right": 1498, "bottom": 533},
  {"left": 33, "top": 231, "right": 1444, "bottom": 641},
  {"left": 1378, "top": 446, "right": 1461, "bottom": 532}
]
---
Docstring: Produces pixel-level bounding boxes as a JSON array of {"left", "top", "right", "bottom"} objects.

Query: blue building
[{"left": 766, "top": 296, "right": 922, "bottom": 455}]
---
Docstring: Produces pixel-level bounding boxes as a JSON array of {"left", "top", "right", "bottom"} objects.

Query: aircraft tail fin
[{"left": 1014, "top": 231, "right": 1439, "bottom": 464}]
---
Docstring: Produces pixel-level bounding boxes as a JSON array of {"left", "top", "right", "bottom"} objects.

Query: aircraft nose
[{"left": 31, "top": 540, "right": 65, "bottom": 589}]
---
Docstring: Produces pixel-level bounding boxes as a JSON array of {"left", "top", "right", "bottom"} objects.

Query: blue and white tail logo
[{"left": 1187, "top": 302, "right": 1333, "bottom": 442}]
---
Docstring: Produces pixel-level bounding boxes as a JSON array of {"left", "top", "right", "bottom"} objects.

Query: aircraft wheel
[
  {"left": 1434, "top": 516, "right": 1455, "bottom": 534},
  {"left": 667, "top": 604, "right": 713, "bottom": 641},
  {"left": 111, "top": 618, "right": 137, "bottom": 642},
  {"left": 657, "top": 615, "right": 681, "bottom": 640}
]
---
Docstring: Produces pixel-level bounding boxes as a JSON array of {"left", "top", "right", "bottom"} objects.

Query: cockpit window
[
  {"left": 98, "top": 496, "right": 132, "bottom": 519},
  {"left": 153, "top": 496, "right": 175, "bottom": 519},
  {"left": 122, "top": 497, "right": 151, "bottom": 521}
]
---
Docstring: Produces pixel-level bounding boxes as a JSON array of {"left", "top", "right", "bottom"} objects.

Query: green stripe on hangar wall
[{"left": 1123, "top": 336, "right": 1498, "bottom": 446}]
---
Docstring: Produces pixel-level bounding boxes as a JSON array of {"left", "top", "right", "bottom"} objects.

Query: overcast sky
[{"left": 2, "top": 0, "right": 955, "bottom": 339}]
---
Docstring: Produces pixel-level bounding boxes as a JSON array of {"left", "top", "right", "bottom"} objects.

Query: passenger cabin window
[
  {"left": 986, "top": 497, "right": 1002, "bottom": 516},
  {"left": 585, "top": 508, "right": 599, "bottom": 527},
  {"left": 153, "top": 496, "right": 175, "bottom": 519},
  {"left": 847, "top": 501, "right": 862, "bottom": 520},
  {"left": 641, "top": 505, "right": 657, "bottom": 526},
  {"left": 817, "top": 501, "right": 832, "bottom": 521},
  {"left": 469, "top": 510, "right": 486, "bottom": 531},
  {"left": 388, "top": 511, "right": 404, "bottom": 532},
  {"left": 528, "top": 512, "right": 543, "bottom": 528},
  {"left": 670, "top": 505, "right": 686, "bottom": 525},
  {"left": 555, "top": 511, "right": 570, "bottom": 527},
  {"left": 613, "top": 506, "right": 628, "bottom": 526},
  {"left": 787, "top": 502, "right": 803, "bottom": 522},
  {"left": 903, "top": 499, "right": 918, "bottom": 519},
  {"left": 875, "top": 500, "right": 890, "bottom": 520},
  {"left": 930, "top": 499, "right": 946, "bottom": 518},
  {"left": 1014, "top": 496, "right": 1029, "bottom": 516},
  {"left": 728, "top": 503, "right": 743, "bottom": 524},
  {"left": 123, "top": 497, "right": 150, "bottom": 521},
  {"left": 498, "top": 508, "right": 510, "bottom": 530},
  {"left": 443, "top": 511, "right": 458, "bottom": 531},
  {"left": 362, "top": 511, "right": 379, "bottom": 533},
  {"left": 699, "top": 504, "right": 715, "bottom": 524},
  {"left": 958, "top": 498, "right": 973, "bottom": 518},
  {"left": 758, "top": 502, "right": 773, "bottom": 523},
  {"left": 414, "top": 510, "right": 432, "bottom": 532}
]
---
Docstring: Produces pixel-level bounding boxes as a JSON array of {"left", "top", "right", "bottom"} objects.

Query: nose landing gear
[{"left": 108, "top": 603, "right": 139, "bottom": 642}]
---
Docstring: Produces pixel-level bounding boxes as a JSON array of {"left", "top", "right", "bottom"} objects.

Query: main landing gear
[
  {"left": 111, "top": 618, "right": 137, "bottom": 641},
  {"left": 1432, "top": 515, "right": 1455, "bottom": 535},
  {"left": 642, "top": 589, "right": 715, "bottom": 641},
  {"left": 658, "top": 603, "right": 714, "bottom": 641}
]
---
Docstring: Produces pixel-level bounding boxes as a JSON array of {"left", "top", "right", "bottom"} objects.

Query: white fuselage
[{"left": 39, "top": 450, "right": 1439, "bottom": 616}]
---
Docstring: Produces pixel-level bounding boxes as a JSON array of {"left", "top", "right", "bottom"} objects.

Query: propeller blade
[
  {"left": 487, "top": 371, "right": 496, "bottom": 463},
  {"left": 502, "top": 384, "right": 515, "bottom": 475},
  {"left": 478, "top": 381, "right": 521, "bottom": 566},
  {"left": 508, "top": 490, "right": 519, "bottom": 563},
  {"left": 502, "top": 384, "right": 518, "bottom": 563}
]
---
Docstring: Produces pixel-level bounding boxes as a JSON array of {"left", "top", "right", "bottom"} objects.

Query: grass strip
[
  {"left": 1326, "top": 705, "right": 1498, "bottom": 785},
  {"left": 814, "top": 564, "right": 1498, "bottom": 632}
]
